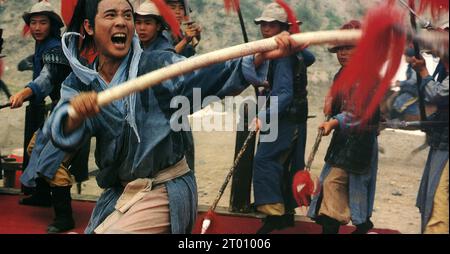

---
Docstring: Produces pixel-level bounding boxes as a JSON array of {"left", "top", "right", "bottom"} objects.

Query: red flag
[
  {"left": 223, "top": 0, "right": 240, "bottom": 13},
  {"left": 61, "top": 0, "right": 79, "bottom": 26},
  {"left": 0, "top": 59, "right": 4, "bottom": 79},
  {"left": 22, "top": 25, "right": 31, "bottom": 37},
  {"left": 152, "top": 0, "right": 182, "bottom": 39},
  {"left": 328, "top": 2, "right": 407, "bottom": 126},
  {"left": 275, "top": 0, "right": 300, "bottom": 34}
]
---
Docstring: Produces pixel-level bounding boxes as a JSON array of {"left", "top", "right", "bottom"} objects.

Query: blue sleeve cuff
[
  {"left": 50, "top": 103, "right": 88, "bottom": 151},
  {"left": 421, "top": 75, "right": 434, "bottom": 89},
  {"left": 242, "top": 55, "right": 269, "bottom": 86},
  {"left": 299, "top": 49, "right": 316, "bottom": 67},
  {"left": 25, "top": 82, "right": 44, "bottom": 102},
  {"left": 334, "top": 113, "right": 346, "bottom": 130},
  {"left": 333, "top": 112, "right": 359, "bottom": 130}
]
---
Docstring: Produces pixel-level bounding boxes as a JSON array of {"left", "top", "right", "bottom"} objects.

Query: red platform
[{"left": 0, "top": 194, "right": 399, "bottom": 234}]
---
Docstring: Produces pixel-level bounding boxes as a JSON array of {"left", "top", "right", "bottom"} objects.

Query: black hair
[
  {"left": 279, "top": 22, "right": 290, "bottom": 32},
  {"left": 49, "top": 18, "right": 62, "bottom": 39},
  {"left": 67, "top": 0, "right": 133, "bottom": 52}
]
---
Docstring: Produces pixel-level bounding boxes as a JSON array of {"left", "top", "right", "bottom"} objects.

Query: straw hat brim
[
  {"left": 254, "top": 17, "right": 303, "bottom": 25},
  {"left": 23, "top": 11, "right": 64, "bottom": 28},
  {"left": 328, "top": 43, "right": 357, "bottom": 53},
  {"left": 134, "top": 14, "right": 169, "bottom": 30}
]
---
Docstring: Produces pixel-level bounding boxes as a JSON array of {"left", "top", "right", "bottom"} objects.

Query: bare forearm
[{"left": 175, "top": 38, "right": 190, "bottom": 54}]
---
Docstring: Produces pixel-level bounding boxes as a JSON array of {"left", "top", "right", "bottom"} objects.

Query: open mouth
[{"left": 111, "top": 33, "right": 127, "bottom": 47}]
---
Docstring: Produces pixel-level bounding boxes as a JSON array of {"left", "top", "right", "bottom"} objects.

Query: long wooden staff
[
  {"left": 200, "top": 129, "right": 257, "bottom": 234},
  {"left": 68, "top": 30, "right": 362, "bottom": 117}
]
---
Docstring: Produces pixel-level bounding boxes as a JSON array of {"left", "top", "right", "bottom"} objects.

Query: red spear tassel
[
  {"left": 201, "top": 210, "right": 219, "bottom": 234},
  {"left": 0, "top": 59, "right": 4, "bottom": 79},
  {"left": 275, "top": 0, "right": 300, "bottom": 34},
  {"left": 61, "top": 0, "right": 79, "bottom": 26},
  {"left": 328, "top": 3, "right": 407, "bottom": 127},
  {"left": 292, "top": 171, "right": 316, "bottom": 207},
  {"left": 22, "top": 25, "right": 31, "bottom": 37},
  {"left": 223, "top": 0, "right": 240, "bottom": 13},
  {"left": 152, "top": 0, "right": 182, "bottom": 39},
  {"left": 418, "top": 0, "right": 449, "bottom": 19}
]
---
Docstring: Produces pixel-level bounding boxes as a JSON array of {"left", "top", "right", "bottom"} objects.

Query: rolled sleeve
[
  {"left": 421, "top": 76, "right": 449, "bottom": 106},
  {"left": 49, "top": 103, "right": 88, "bottom": 151},
  {"left": 25, "top": 82, "right": 44, "bottom": 102},
  {"left": 242, "top": 55, "right": 269, "bottom": 86},
  {"left": 334, "top": 112, "right": 360, "bottom": 130}
]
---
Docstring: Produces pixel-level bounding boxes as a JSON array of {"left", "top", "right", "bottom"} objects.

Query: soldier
[
  {"left": 412, "top": 21, "right": 449, "bottom": 234},
  {"left": 10, "top": 1, "right": 89, "bottom": 233},
  {"left": 135, "top": 1, "right": 173, "bottom": 52},
  {"left": 307, "top": 20, "right": 379, "bottom": 234},
  {"left": 164, "top": 0, "right": 201, "bottom": 57},
  {"left": 251, "top": 3, "right": 315, "bottom": 234}
]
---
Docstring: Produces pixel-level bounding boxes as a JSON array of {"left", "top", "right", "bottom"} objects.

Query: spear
[
  {"left": 407, "top": 0, "right": 427, "bottom": 125},
  {"left": 381, "top": 119, "right": 449, "bottom": 129},
  {"left": 201, "top": 129, "right": 257, "bottom": 234}
]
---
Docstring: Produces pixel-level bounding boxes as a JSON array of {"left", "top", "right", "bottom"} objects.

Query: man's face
[
  {"left": 135, "top": 16, "right": 160, "bottom": 46},
  {"left": 167, "top": 2, "right": 186, "bottom": 24},
  {"left": 260, "top": 21, "right": 283, "bottom": 39},
  {"left": 30, "top": 15, "right": 51, "bottom": 42},
  {"left": 93, "top": 0, "right": 134, "bottom": 60},
  {"left": 336, "top": 45, "right": 356, "bottom": 67}
]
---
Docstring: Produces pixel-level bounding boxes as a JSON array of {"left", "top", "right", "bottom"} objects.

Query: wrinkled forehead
[{"left": 97, "top": 0, "right": 133, "bottom": 15}]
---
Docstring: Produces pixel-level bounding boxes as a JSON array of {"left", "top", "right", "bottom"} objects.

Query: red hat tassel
[
  {"left": 152, "top": 0, "right": 182, "bottom": 39},
  {"left": 276, "top": 0, "right": 300, "bottom": 34}
]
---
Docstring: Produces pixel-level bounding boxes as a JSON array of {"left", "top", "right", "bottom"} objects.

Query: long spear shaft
[
  {"left": 408, "top": 0, "right": 428, "bottom": 124},
  {"left": 0, "top": 103, "right": 11, "bottom": 110},
  {"left": 211, "top": 130, "right": 256, "bottom": 212},
  {"left": 235, "top": 4, "right": 249, "bottom": 43}
]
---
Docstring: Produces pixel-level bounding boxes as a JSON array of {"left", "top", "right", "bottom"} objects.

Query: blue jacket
[{"left": 45, "top": 49, "right": 265, "bottom": 233}]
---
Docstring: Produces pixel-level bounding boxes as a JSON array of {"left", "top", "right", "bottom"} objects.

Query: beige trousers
[
  {"left": 27, "top": 132, "right": 74, "bottom": 187},
  {"left": 101, "top": 185, "right": 171, "bottom": 234},
  {"left": 318, "top": 167, "right": 351, "bottom": 225},
  {"left": 95, "top": 158, "right": 190, "bottom": 234},
  {"left": 425, "top": 162, "right": 449, "bottom": 234}
]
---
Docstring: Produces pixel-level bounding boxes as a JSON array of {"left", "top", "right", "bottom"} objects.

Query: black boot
[
  {"left": 47, "top": 186, "right": 75, "bottom": 234},
  {"left": 281, "top": 214, "right": 295, "bottom": 228},
  {"left": 319, "top": 216, "right": 341, "bottom": 234},
  {"left": 256, "top": 214, "right": 294, "bottom": 234},
  {"left": 257, "top": 216, "right": 282, "bottom": 234},
  {"left": 19, "top": 177, "right": 52, "bottom": 207},
  {"left": 352, "top": 219, "right": 374, "bottom": 234}
]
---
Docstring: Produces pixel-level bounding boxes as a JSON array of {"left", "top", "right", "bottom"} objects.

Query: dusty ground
[{"left": 0, "top": 95, "right": 428, "bottom": 234}]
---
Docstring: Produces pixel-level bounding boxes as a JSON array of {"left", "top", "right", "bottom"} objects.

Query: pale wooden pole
[{"left": 69, "top": 30, "right": 362, "bottom": 117}]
